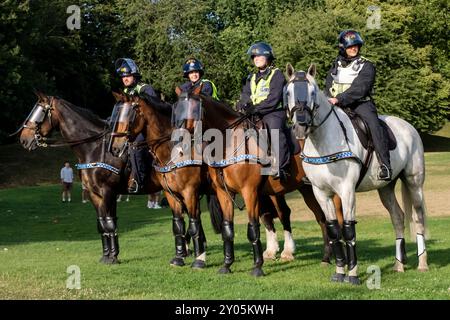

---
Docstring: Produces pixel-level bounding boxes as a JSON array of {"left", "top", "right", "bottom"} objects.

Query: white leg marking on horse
[
  {"left": 197, "top": 252, "right": 206, "bottom": 262},
  {"left": 280, "top": 230, "right": 295, "bottom": 262},
  {"left": 263, "top": 228, "right": 279, "bottom": 261}
]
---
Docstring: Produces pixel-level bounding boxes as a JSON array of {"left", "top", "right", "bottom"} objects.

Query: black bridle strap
[{"left": 45, "top": 129, "right": 109, "bottom": 147}]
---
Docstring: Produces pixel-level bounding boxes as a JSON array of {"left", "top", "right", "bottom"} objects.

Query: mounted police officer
[
  {"left": 115, "top": 58, "right": 156, "bottom": 193},
  {"left": 179, "top": 58, "right": 219, "bottom": 100},
  {"left": 325, "top": 30, "right": 392, "bottom": 181},
  {"left": 237, "top": 42, "right": 289, "bottom": 180}
]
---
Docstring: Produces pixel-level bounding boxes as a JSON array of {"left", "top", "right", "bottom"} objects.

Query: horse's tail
[
  {"left": 401, "top": 180, "right": 429, "bottom": 241},
  {"left": 207, "top": 192, "right": 223, "bottom": 234}
]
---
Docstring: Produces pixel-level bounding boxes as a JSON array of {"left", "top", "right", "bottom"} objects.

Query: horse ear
[
  {"left": 112, "top": 91, "right": 123, "bottom": 102},
  {"left": 286, "top": 63, "right": 295, "bottom": 80},
  {"left": 192, "top": 85, "right": 202, "bottom": 95},
  {"left": 34, "top": 89, "right": 45, "bottom": 102},
  {"left": 175, "top": 86, "right": 182, "bottom": 97},
  {"left": 307, "top": 64, "right": 317, "bottom": 78}
]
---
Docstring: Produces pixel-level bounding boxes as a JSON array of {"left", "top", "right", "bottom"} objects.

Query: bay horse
[
  {"left": 109, "top": 92, "right": 215, "bottom": 269},
  {"left": 174, "top": 91, "right": 342, "bottom": 276},
  {"left": 285, "top": 64, "right": 428, "bottom": 284},
  {"left": 17, "top": 92, "right": 162, "bottom": 264}
]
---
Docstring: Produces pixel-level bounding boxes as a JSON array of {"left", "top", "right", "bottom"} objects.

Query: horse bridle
[
  {"left": 109, "top": 101, "right": 139, "bottom": 138},
  {"left": 13, "top": 97, "right": 109, "bottom": 148},
  {"left": 285, "top": 73, "right": 334, "bottom": 134},
  {"left": 11, "top": 98, "right": 55, "bottom": 147}
]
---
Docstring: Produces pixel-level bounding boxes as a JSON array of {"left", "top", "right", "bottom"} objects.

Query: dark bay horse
[
  {"left": 176, "top": 93, "right": 342, "bottom": 276},
  {"left": 18, "top": 92, "right": 162, "bottom": 264},
  {"left": 109, "top": 92, "right": 215, "bottom": 269}
]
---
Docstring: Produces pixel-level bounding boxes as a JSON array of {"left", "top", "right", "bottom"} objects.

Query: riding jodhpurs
[
  {"left": 353, "top": 101, "right": 391, "bottom": 168},
  {"left": 261, "top": 110, "right": 290, "bottom": 169},
  {"left": 129, "top": 133, "right": 150, "bottom": 186}
]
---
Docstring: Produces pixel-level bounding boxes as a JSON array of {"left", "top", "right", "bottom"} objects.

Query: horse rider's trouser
[
  {"left": 130, "top": 133, "right": 149, "bottom": 186},
  {"left": 353, "top": 101, "right": 391, "bottom": 168},
  {"left": 262, "top": 110, "right": 290, "bottom": 169}
]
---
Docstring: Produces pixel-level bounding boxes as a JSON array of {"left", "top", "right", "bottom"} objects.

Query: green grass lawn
[
  {"left": 1, "top": 124, "right": 449, "bottom": 300},
  {"left": 1, "top": 182, "right": 449, "bottom": 300}
]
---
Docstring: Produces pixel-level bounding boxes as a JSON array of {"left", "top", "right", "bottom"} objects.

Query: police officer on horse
[
  {"left": 115, "top": 58, "right": 157, "bottom": 192},
  {"left": 179, "top": 58, "right": 219, "bottom": 100},
  {"left": 237, "top": 42, "right": 289, "bottom": 180},
  {"left": 325, "top": 30, "right": 392, "bottom": 181}
]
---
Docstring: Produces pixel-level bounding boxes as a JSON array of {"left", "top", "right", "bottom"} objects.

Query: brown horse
[
  {"left": 17, "top": 92, "right": 162, "bottom": 264},
  {"left": 175, "top": 92, "right": 342, "bottom": 276},
  {"left": 109, "top": 92, "right": 213, "bottom": 269}
]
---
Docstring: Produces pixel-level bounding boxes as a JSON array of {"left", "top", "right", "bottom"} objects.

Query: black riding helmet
[
  {"left": 115, "top": 58, "right": 141, "bottom": 78},
  {"left": 246, "top": 42, "right": 275, "bottom": 62},
  {"left": 338, "top": 30, "right": 364, "bottom": 56},
  {"left": 183, "top": 58, "right": 204, "bottom": 78}
]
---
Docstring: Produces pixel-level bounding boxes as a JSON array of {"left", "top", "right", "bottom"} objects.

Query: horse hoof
[
  {"left": 99, "top": 256, "right": 110, "bottom": 264},
  {"left": 263, "top": 251, "right": 277, "bottom": 261},
  {"left": 321, "top": 261, "right": 332, "bottom": 267},
  {"left": 108, "top": 256, "right": 120, "bottom": 264},
  {"left": 250, "top": 267, "right": 265, "bottom": 277},
  {"left": 99, "top": 256, "right": 120, "bottom": 264},
  {"left": 344, "top": 275, "right": 361, "bottom": 285},
  {"left": 393, "top": 261, "right": 405, "bottom": 272},
  {"left": 218, "top": 266, "right": 231, "bottom": 274},
  {"left": 170, "top": 257, "right": 185, "bottom": 267},
  {"left": 280, "top": 252, "right": 294, "bottom": 262},
  {"left": 191, "top": 259, "right": 206, "bottom": 269},
  {"left": 330, "top": 273, "right": 345, "bottom": 283},
  {"left": 418, "top": 266, "right": 429, "bottom": 272}
]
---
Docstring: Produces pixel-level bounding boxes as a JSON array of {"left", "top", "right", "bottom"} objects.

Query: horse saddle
[{"left": 345, "top": 110, "right": 397, "bottom": 151}]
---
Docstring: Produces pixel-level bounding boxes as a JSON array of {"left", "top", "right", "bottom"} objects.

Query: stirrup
[
  {"left": 128, "top": 179, "right": 140, "bottom": 193},
  {"left": 377, "top": 164, "right": 392, "bottom": 181},
  {"left": 273, "top": 168, "right": 289, "bottom": 181}
]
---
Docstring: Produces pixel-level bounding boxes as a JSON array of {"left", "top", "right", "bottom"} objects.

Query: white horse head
[{"left": 284, "top": 63, "right": 322, "bottom": 139}]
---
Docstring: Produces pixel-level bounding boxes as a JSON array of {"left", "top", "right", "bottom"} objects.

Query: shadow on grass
[
  {"left": 201, "top": 236, "right": 450, "bottom": 276},
  {"left": 421, "top": 133, "right": 450, "bottom": 152}
]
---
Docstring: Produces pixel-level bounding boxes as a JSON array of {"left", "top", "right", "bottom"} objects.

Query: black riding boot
[
  {"left": 188, "top": 218, "right": 206, "bottom": 269},
  {"left": 219, "top": 221, "right": 234, "bottom": 274},
  {"left": 326, "top": 220, "right": 346, "bottom": 282},
  {"left": 343, "top": 220, "right": 360, "bottom": 285},
  {"left": 171, "top": 217, "right": 187, "bottom": 266},
  {"left": 247, "top": 222, "right": 265, "bottom": 277}
]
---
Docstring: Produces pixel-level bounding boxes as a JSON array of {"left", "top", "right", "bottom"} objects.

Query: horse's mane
[
  {"left": 58, "top": 97, "right": 107, "bottom": 127},
  {"left": 200, "top": 95, "right": 241, "bottom": 118},
  {"left": 140, "top": 95, "right": 172, "bottom": 118},
  {"left": 316, "top": 89, "right": 332, "bottom": 108}
]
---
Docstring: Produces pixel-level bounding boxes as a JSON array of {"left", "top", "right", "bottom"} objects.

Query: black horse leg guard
[
  {"left": 97, "top": 217, "right": 110, "bottom": 258},
  {"left": 98, "top": 217, "right": 119, "bottom": 261},
  {"left": 172, "top": 217, "right": 187, "bottom": 259},
  {"left": 247, "top": 222, "right": 264, "bottom": 268},
  {"left": 198, "top": 217, "right": 207, "bottom": 250},
  {"left": 326, "top": 220, "right": 346, "bottom": 269},
  {"left": 343, "top": 220, "right": 357, "bottom": 272},
  {"left": 221, "top": 221, "right": 234, "bottom": 269},
  {"left": 188, "top": 218, "right": 205, "bottom": 258}
]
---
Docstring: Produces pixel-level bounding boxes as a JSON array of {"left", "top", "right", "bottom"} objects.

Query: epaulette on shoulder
[{"left": 358, "top": 56, "right": 371, "bottom": 63}]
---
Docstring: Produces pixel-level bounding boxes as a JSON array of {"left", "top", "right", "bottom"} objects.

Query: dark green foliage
[{"left": 1, "top": 0, "right": 448, "bottom": 143}]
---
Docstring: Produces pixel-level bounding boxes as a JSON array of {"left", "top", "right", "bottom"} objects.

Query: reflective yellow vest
[
  {"left": 201, "top": 79, "right": 219, "bottom": 100},
  {"left": 250, "top": 68, "right": 279, "bottom": 105},
  {"left": 124, "top": 82, "right": 146, "bottom": 96}
]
